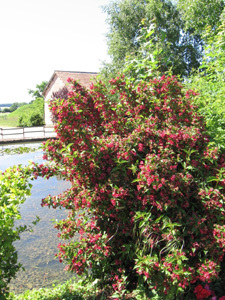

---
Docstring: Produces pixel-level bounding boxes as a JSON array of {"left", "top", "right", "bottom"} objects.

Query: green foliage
[
  {"left": 0, "top": 165, "right": 34, "bottom": 299},
  {"left": 103, "top": 0, "right": 146, "bottom": 66},
  {"left": 33, "top": 75, "right": 225, "bottom": 299},
  {"left": 186, "top": 19, "right": 225, "bottom": 150},
  {"left": 100, "top": 21, "right": 161, "bottom": 87},
  {"left": 28, "top": 81, "right": 48, "bottom": 102},
  {"left": 0, "top": 98, "right": 44, "bottom": 128},
  {"left": 18, "top": 115, "right": 29, "bottom": 127},
  {"left": 122, "top": 22, "right": 165, "bottom": 84},
  {"left": 2, "top": 108, "right": 11, "bottom": 113},
  {"left": 178, "top": 0, "right": 225, "bottom": 37},
  {"left": 16, "top": 97, "right": 44, "bottom": 127},
  {"left": 8, "top": 276, "right": 110, "bottom": 300},
  {"left": 29, "top": 112, "right": 44, "bottom": 126},
  {"left": 0, "top": 146, "right": 39, "bottom": 156},
  {"left": 14, "top": 81, "right": 47, "bottom": 127},
  {"left": 9, "top": 103, "right": 27, "bottom": 113},
  {"left": 0, "top": 116, "right": 18, "bottom": 127},
  {"left": 102, "top": 0, "right": 202, "bottom": 78}
]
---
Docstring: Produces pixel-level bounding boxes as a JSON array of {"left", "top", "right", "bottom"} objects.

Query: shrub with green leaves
[
  {"left": 33, "top": 75, "right": 225, "bottom": 299},
  {"left": 8, "top": 277, "right": 102, "bottom": 300},
  {"left": 187, "top": 19, "right": 225, "bottom": 151},
  {"left": 29, "top": 112, "right": 44, "bottom": 126},
  {"left": 16, "top": 97, "right": 44, "bottom": 127},
  {"left": 0, "top": 165, "right": 33, "bottom": 299}
]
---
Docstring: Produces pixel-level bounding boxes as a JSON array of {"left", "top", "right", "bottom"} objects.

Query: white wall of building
[{"left": 44, "top": 76, "right": 65, "bottom": 126}]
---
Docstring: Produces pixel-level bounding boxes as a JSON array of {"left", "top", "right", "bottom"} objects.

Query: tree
[
  {"left": 28, "top": 81, "right": 48, "bottom": 102},
  {"left": 9, "top": 102, "right": 27, "bottom": 112},
  {"left": 20, "top": 81, "right": 47, "bottom": 127},
  {"left": 2, "top": 108, "right": 10, "bottom": 113},
  {"left": 33, "top": 76, "right": 225, "bottom": 299},
  {"left": 18, "top": 98, "right": 45, "bottom": 127},
  {"left": 177, "top": 0, "right": 225, "bottom": 37},
  {"left": 185, "top": 15, "right": 225, "bottom": 151},
  {"left": 103, "top": 0, "right": 146, "bottom": 67},
  {"left": 102, "top": 0, "right": 202, "bottom": 77}
]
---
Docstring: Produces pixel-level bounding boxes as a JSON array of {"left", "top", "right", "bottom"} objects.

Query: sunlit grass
[
  {"left": 0, "top": 114, "right": 19, "bottom": 127},
  {"left": 0, "top": 102, "right": 43, "bottom": 128}
]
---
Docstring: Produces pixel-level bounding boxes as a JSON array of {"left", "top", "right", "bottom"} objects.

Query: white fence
[{"left": 0, "top": 126, "right": 56, "bottom": 141}]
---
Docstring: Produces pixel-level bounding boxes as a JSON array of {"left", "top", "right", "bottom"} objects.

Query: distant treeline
[
  {"left": 0, "top": 102, "right": 28, "bottom": 113},
  {"left": 0, "top": 103, "right": 13, "bottom": 107}
]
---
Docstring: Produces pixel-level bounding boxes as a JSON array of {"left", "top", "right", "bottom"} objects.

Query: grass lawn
[
  {"left": 0, "top": 114, "right": 19, "bottom": 127},
  {"left": 0, "top": 101, "right": 44, "bottom": 128}
]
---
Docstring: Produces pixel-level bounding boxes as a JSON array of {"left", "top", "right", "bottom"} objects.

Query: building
[{"left": 43, "top": 70, "right": 98, "bottom": 126}]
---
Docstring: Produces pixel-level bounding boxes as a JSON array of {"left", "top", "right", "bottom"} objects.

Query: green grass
[
  {"left": 0, "top": 113, "right": 19, "bottom": 127},
  {"left": 0, "top": 99, "right": 44, "bottom": 128}
]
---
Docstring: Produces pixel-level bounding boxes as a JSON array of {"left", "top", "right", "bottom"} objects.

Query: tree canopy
[
  {"left": 18, "top": 81, "right": 47, "bottom": 127},
  {"left": 102, "top": 0, "right": 203, "bottom": 77},
  {"left": 178, "top": 0, "right": 225, "bottom": 36},
  {"left": 186, "top": 15, "right": 225, "bottom": 150},
  {"left": 28, "top": 81, "right": 48, "bottom": 101}
]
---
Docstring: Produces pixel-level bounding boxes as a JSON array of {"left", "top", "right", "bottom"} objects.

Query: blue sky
[{"left": 0, "top": 0, "right": 111, "bottom": 104}]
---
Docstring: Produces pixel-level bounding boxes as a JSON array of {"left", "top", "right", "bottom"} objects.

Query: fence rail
[{"left": 0, "top": 126, "right": 56, "bottom": 141}]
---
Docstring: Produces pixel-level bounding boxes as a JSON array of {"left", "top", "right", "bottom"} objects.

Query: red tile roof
[{"left": 43, "top": 70, "right": 98, "bottom": 97}]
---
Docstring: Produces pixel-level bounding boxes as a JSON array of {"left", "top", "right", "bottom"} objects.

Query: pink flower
[
  {"left": 138, "top": 143, "right": 144, "bottom": 152},
  {"left": 111, "top": 199, "right": 116, "bottom": 206}
]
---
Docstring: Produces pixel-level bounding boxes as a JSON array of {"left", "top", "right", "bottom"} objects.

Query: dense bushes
[
  {"left": 31, "top": 75, "right": 225, "bottom": 299},
  {"left": 0, "top": 166, "right": 34, "bottom": 299},
  {"left": 18, "top": 112, "right": 44, "bottom": 127},
  {"left": 17, "top": 98, "right": 44, "bottom": 127},
  {"left": 186, "top": 19, "right": 225, "bottom": 151}
]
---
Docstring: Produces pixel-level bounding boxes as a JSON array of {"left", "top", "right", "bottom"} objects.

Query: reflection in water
[{"left": 0, "top": 143, "right": 74, "bottom": 294}]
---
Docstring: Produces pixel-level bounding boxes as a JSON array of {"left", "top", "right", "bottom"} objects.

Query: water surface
[{"left": 0, "top": 143, "right": 74, "bottom": 294}]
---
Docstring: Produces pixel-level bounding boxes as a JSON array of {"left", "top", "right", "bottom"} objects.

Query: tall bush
[
  {"left": 186, "top": 18, "right": 225, "bottom": 151},
  {"left": 17, "top": 98, "right": 44, "bottom": 127},
  {"left": 29, "top": 112, "right": 44, "bottom": 126},
  {"left": 34, "top": 75, "right": 225, "bottom": 299},
  {"left": 0, "top": 165, "right": 34, "bottom": 299}
]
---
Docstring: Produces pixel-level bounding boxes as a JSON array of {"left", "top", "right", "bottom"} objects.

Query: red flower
[{"left": 194, "top": 284, "right": 211, "bottom": 299}]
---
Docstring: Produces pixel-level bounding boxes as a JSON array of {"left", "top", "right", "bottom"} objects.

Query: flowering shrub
[
  {"left": 193, "top": 283, "right": 225, "bottom": 300},
  {"left": 34, "top": 74, "right": 225, "bottom": 299},
  {"left": 50, "top": 86, "right": 69, "bottom": 123}
]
